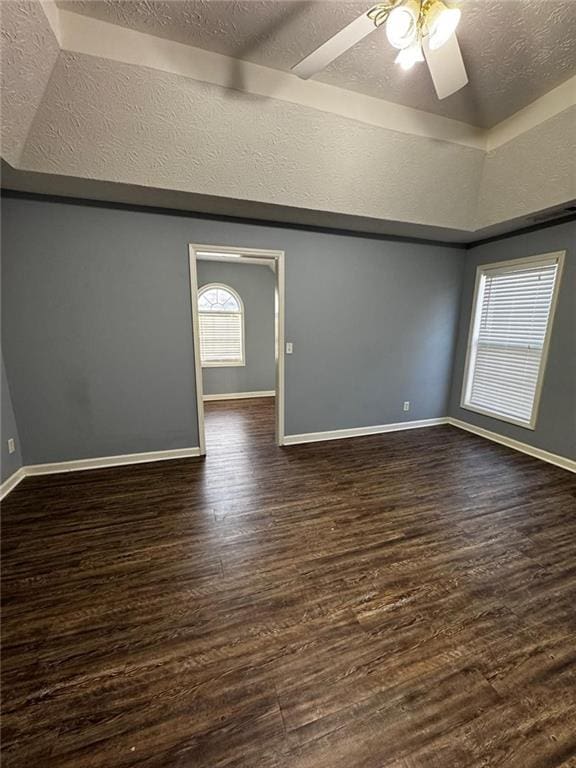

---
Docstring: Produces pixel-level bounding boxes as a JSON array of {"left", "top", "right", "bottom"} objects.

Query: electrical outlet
[
  {"left": 8, "top": 438, "right": 15, "bottom": 454},
  {"left": 403, "top": 401, "right": 410, "bottom": 412},
  {"left": 286, "top": 342, "right": 293, "bottom": 354}
]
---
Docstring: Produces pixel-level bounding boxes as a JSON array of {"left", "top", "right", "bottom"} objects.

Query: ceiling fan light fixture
[
  {"left": 426, "top": 1, "right": 461, "bottom": 50},
  {"left": 385, "top": 0, "right": 419, "bottom": 49},
  {"left": 291, "top": 0, "right": 468, "bottom": 99},
  {"left": 395, "top": 41, "right": 424, "bottom": 70}
]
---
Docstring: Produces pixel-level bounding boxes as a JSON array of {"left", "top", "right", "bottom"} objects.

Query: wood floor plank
[
  {"left": 286, "top": 666, "right": 502, "bottom": 767},
  {"left": 2, "top": 397, "right": 575, "bottom": 767}
]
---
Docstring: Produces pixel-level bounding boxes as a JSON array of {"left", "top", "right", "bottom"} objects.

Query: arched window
[{"left": 198, "top": 284, "right": 245, "bottom": 367}]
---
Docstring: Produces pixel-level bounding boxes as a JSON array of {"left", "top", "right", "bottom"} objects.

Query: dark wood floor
[{"left": 2, "top": 398, "right": 576, "bottom": 768}]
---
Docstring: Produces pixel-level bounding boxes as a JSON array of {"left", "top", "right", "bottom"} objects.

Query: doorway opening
[{"left": 189, "top": 244, "right": 285, "bottom": 455}]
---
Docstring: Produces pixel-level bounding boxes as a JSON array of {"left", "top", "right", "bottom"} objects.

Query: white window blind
[
  {"left": 462, "top": 253, "right": 563, "bottom": 428},
  {"left": 198, "top": 284, "right": 244, "bottom": 367}
]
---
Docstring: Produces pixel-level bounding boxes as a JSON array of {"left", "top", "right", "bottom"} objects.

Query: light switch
[{"left": 286, "top": 342, "right": 293, "bottom": 354}]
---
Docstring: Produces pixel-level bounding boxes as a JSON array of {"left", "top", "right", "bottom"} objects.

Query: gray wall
[
  {"left": 449, "top": 220, "right": 576, "bottom": 460},
  {"left": 1, "top": 198, "right": 200, "bottom": 464},
  {"left": 283, "top": 233, "right": 463, "bottom": 434},
  {"left": 197, "top": 260, "right": 275, "bottom": 396},
  {"left": 1, "top": 352, "right": 22, "bottom": 481},
  {"left": 2, "top": 196, "right": 465, "bottom": 464}
]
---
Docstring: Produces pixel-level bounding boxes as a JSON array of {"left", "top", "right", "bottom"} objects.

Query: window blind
[
  {"left": 463, "top": 256, "right": 561, "bottom": 427},
  {"left": 199, "top": 312, "right": 243, "bottom": 364}
]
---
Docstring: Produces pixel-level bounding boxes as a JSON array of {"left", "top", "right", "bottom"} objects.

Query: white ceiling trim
[
  {"left": 40, "top": 0, "right": 62, "bottom": 44},
  {"left": 485, "top": 75, "right": 576, "bottom": 151}
]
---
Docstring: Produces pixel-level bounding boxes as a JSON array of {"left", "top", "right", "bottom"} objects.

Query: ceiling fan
[{"left": 292, "top": 0, "right": 468, "bottom": 100}]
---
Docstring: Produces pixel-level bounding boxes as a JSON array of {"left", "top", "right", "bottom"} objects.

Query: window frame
[
  {"left": 460, "top": 251, "right": 565, "bottom": 430},
  {"left": 198, "top": 283, "right": 246, "bottom": 368}
]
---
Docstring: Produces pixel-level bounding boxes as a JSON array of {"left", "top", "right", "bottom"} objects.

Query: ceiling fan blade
[
  {"left": 292, "top": 9, "right": 378, "bottom": 80},
  {"left": 422, "top": 33, "right": 468, "bottom": 100}
]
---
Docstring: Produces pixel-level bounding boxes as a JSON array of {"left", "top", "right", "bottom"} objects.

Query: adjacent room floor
[{"left": 2, "top": 399, "right": 575, "bottom": 767}]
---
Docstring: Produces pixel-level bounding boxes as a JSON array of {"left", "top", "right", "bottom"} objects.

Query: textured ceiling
[
  {"left": 0, "top": 0, "right": 60, "bottom": 164},
  {"left": 57, "top": 0, "right": 576, "bottom": 127},
  {"left": 2, "top": 0, "right": 574, "bottom": 237},
  {"left": 20, "top": 50, "right": 484, "bottom": 231}
]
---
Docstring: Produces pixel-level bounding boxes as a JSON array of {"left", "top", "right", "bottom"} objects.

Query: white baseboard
[
  {"left": 0, "top": 467, "right": 26, "bottom": 501},
  {"left": 0, "top": 447, "right": 202, "bottom": 500},
  {"left": 203, "top": 391, "right": 275, "bottom": 401},
  {"left": 448, "top": 418, "right": 576, "bottom": 473},
  {"left": 3, "top": 416, "right": 572, "bottom": 502},
  {"left": 24, "top": 447, "right": 202, "bottom": 477},
  {"left": 282, "top": 418, "right": 448, "bottom": 446}
]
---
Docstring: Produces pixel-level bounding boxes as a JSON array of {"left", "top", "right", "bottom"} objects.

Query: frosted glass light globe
[
  {"left": 395, "top": 42, "right": 424, "bottom": 70},
  {"left": 428, "top": 4, "right": 461, "bottom": 50},
  {"left": 386, "top": 3, "right": 419, "bottom": 49}
]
